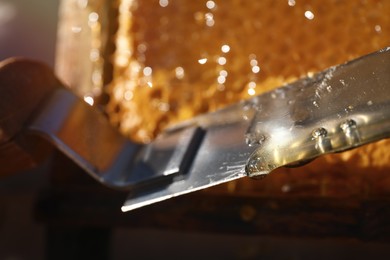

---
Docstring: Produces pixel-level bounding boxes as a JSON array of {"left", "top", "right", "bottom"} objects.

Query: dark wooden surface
[{"left": 37, "top": 189, "right": 390, "bottom": 241}]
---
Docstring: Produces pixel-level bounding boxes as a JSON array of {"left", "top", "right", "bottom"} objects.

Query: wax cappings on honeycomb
[{"left": 107, "top": 0, "right": 390, "bottom": 196}]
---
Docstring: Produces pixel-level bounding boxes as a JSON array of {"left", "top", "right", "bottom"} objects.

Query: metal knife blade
[{"left": 122, "top": 47, "right": 390, "bottom": 211}]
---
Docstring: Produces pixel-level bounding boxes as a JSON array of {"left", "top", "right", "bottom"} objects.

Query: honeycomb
[
  {"left": 57, "top": 0, "right": 390, "bottom": 197},
  {"left": 108, "top": 0, "right": 389, "bottom": 143}
]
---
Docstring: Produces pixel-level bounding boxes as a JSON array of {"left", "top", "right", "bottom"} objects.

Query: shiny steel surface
[
  {"left": 15, "top": 48, "right": 390, "bottom": 211},
  {"left": 245, "top": 46, "right": 390, "bottom": 178},
  {"left": 124, "top": 47, "right": 390, "bottom": 211}
]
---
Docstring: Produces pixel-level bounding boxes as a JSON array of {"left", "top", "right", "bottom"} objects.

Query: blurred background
[{"left": 0, "top": 0, "right": 59, "bottom": 66}]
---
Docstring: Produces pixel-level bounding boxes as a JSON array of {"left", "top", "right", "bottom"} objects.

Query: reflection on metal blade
[{"left": 122, "top": 47, "right": 390, "bottom": 211}]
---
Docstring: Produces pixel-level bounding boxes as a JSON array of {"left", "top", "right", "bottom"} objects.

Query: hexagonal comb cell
[{"left": 107, "top": 0, "right": 389, "bottom": 142}]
